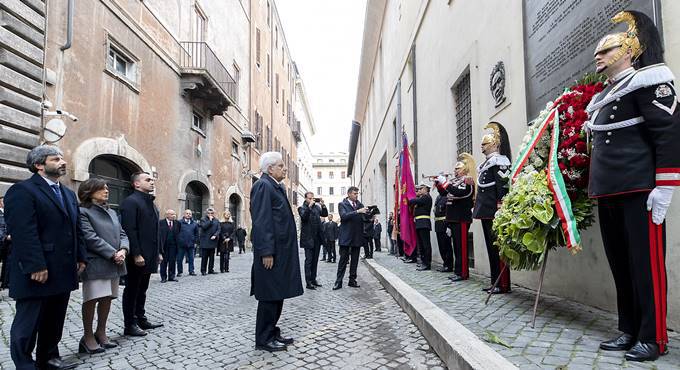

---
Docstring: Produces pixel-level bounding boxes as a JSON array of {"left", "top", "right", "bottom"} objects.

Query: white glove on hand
[
  {"left": 445, "top": 228, "right": 452, "bottom": 237},
  {"left": 437, "top": 175, "right": 447, "bottom": 184},
  {"left": 646, "top": 186, "right": 675, "bottom": 225}
]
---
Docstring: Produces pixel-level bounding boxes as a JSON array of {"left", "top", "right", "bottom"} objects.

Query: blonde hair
[{"left": 222, "top": 210, "right": 232, "bottom": 222}]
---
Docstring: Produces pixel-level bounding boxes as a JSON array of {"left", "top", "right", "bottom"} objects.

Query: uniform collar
[{"left": 609, "top": 67, "right": 635, "bottom": 83}]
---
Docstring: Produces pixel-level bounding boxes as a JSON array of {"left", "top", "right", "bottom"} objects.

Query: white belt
[{"left": 586, "top": 116, "right": 644, "bottom": 131}]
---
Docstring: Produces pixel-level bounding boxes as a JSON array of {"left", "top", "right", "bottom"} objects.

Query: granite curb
[{"left": 365, "top": 258, "right": 518, "bottom": 370}]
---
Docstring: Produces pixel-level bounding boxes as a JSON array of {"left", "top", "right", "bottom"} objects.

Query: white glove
[
  {"left": 445, "top": 228, "right": 452, "bottom": 237},
  {"left": 646, "top": 186, "right": 675, "bottom": 225},
  {"left": 437, "top": 175, "right": 447, "bottom": 184}
]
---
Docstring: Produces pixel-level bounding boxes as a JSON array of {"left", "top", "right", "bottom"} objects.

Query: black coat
[
  {"left": 199, "top": 217, "right": 221, "bottom": 249},
  {"left": 373, "top": 223, "right": 382, "bottom": 239},
  {"left": 442, "top": 177, "right": 474, "bottom": 223},
  {"left": 409, "top": 194, "right": 432, "bottom": 230},
  {"left": 338, "top": 198, "right": 366, "bottom": 247},
  {"left": 323, "top": 221, "right": 339, "bottom": 241},
  {"left": 219, "top": 221, "right": 235, "bottom": 252},
  {"left": 387, "top": 218, "right": 394, "bottom": 236},
  {"left": 434, "top": 189, "right": 448, "bottom": 233},
  {"left": 473, "top": 154, "right": 510, "bottom": 219},
  {"left": 120, "top": 190, "right": 160, "bottom": 274},
  {"left": 158, "top": 218, "right": 181, "bottom": 254},
  {"left": 4, "top": 174, "right": 87, "bottom": 300},
  {"left": 249, "top": 174, "right": 303, "bottom": 301},
  {"left": 587, "top": 65, "right": 680, "bottom": 196},
  {"left": 297, "top": 202, "right": 328, "bottom": 249},
  {"left": 235, "top": 227, "right": 247, "bottom": 243}
]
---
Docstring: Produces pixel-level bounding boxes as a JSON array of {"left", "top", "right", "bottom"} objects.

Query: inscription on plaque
[{"left": 523, "top": 0, "right": 660, "bottom": 118}]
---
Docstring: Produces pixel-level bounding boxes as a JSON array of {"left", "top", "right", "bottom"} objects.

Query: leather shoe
[
  {"left": 138, "top": 319, "right": 163, "bottom": 330},
  {"left": 600, "top": 333, "right": 635, "bottom": 351},
  {"left": 208, "top": 271, "right": 218, "bottom": 274},
  {"left": 436, "top": 267, "right": 453, "bottom": 272},
  {"left": 160, "top": 279, "right": 167, "bottom": 283},
  {"left": 189, "top": 272, "right": 197, "bottom": 276},
  {"left": 124, "top": 324, "right": 147, "bottom": 337},
  {"left": 306, "top": 283, "right": 316, "bottom": 290},
  {"left": 450, "top": 275, "right": 464, "bottom": 282},
  {"left": 404, "top": 259, "right": 417, "bottom": 264},
  {"left": 348, "top": 281, "right": 360, "bottom": 288},
  {"left": 276, "top": 335, "right": 294, "bottom": 345},
  {"left": 95, "top": 336, "right": 118, "bottom": 349},
  {"left": 624, "top": 341, "right": 661, "bottom": 362},
  {"left": 332, "top": 283, "right": 342, "bottom": 290},
  {"left": 416, "top": 266, "right": 431, "bottom": 271},
  {"left": 45, "top": 357, "right": 78, "bottom": 370},
  {"left": 78, "top": 337, "right": 104, "bottom": 354},
  {"left": 256, "top": 340, "right": 287, "bottom": 352},
  {"left": 312, "top": 281, "right": 322, "bottom": 287},
  {"left": 168, "top": 279, "right": 178, "bottom": 282}
]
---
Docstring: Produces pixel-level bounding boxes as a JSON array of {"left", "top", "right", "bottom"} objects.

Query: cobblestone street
[
  {"left": 0, "top": 251, "right": 444, "bottom": 369},
  {"left": 372, "top": 253, "right": 680, "bottom": 370}
]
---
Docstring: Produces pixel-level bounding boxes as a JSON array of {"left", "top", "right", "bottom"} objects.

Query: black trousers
[
  {"left": 435, "top": 225, "right": 453, "bottom": 270},
  {"left": 326, "top": 240, "right": 336, "bottom": 261},
  {"left": 451, "top": 222, "right": 470, "bottom": 279},
  {"left": 10, "top": 292, "right": 70, "bottom": 369},
  {"left": 219, "top": 249, "right": 230, "bottom": 272},
  {"left": 481, "top": 219, "right": 510, "bottom": 291},
  {"left": 255, "top": 300, "right": 284, "bottom": 346},
  {"left": 416, "top": 228, "right": 432, "bottom": 267},
  {"left": 122, "top": 264, "right": 152, "bottom": 327},
  {"left": 389, "top": 237, "right": 396, "bottom": 254},
  {"left": 238, "top": 241, "right": 245, "bottom": 253},
  {"left": 303, "top": 242, "right": 321, "bottom": 284},
  {"left": 373, "top": 237, "right": 381, "bottom": 252},
  {"left": 397, "top": 237, "right": 404, "bottom": 257},
  {"left": 200, "top": 248, "right": 216, "bottom": 274},
  {"left": 364, "top": 238, "right": 374, "bottom": 258},
  {"left": 335, "top": 246, "right": 360, "bottom": 284},
  {"left": 598, "top": 193, "right": 667, "bottom": 351},
  {"left": 160, "top": 243, "right": 177, "bottom": 280}
]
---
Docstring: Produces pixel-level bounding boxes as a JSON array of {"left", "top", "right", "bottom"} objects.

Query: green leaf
[{"left": 484, "top": 331, "right": 512, "bottom": 348}]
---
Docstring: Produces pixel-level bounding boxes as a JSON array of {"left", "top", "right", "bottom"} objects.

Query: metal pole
[{"left": 531, "top": 248, "right": 550, "bottom": 328}]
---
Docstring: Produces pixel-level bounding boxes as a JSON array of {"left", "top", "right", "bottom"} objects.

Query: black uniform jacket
[
  {"left": 408, "top": 194, "right": 432, "bottom": 230},
  {"left": 249, "top": 173, "right": 303, "bottom": 301},
  {"left": 440, "top": 177, "right": 474, "bottom": 223},
  {"left": 433, "top": 189, "right": 448, "bottom": 233},
  {"left": 5, "top": 174, "right": 87, "bottom": 300},
  {"left": 473, "top": 154, "right": 510, "bottom": 219},
  {"left": 587, "top": 64, "right": 680, "bottom": 197},
  {"left": 120, "top": 190, "right": 160, "bottom": 274},
  {"left": 298, "top": 202, "right": 328, "bottom": 249},
  {"left": 338, "top": 198, "right": 366, "bottom": 247}
]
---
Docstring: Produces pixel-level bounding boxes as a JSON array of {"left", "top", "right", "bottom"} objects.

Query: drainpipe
[
  {"left": 410, "top": 44, "right": 419, "bottom": 178},
  {"left": 61, "top": 0, "right": 74, "bottom": 51}
]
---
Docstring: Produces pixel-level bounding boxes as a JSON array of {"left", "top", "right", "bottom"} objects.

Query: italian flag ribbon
[{"left": 510, "top": 109, "right": 581, "bottom": 249}]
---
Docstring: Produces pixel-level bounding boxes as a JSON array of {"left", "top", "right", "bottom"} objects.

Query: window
[
  {"left": 266, "top": 126, "right": 272, "bottom": 152},
  {"left": 341, "top": 171, "right": 346, "bottom": 178},
  {"left": 393, "top": 118, "right": 398, "bottom": 148},
  {"left": 266, "top": 54, "right": 271, "bottom": 86},
  {"left": 275, "top": 26, "right": 278, "bottom": 48},
  {"left": 329, "top": 203, "right": 335, "bottom": 213},
  {"left": 233, "top": 62, "right": 240, "bottom": 90},
  {"left": 254, "top": 111, "right": 263, "bottom": 150},
  {"left": 282, "top": 92, "right": 285, "bottom": 115},
  {"left": 317, "top": 159, "right": 322, "bottom": 163},
  {"left": 329, "top": 187, "right": 334, "bottom": 195},
  {"left": 316, "top": 171, "right": 322, "bottom": 179},
  {"left": 266, "top": 1, "right": 271, "bottom": 27},
  {"left": 256, "top": 28, "right": 261, "bottom": 67},
  {"left": 317, "top": 187, "right": 322, "bottom": 195},
  {"left": 275, "top": 73, "right": 279, "bottom": 102},
  {"left": 341, "top": 186, "right": 346, "bottom": 195},
  {"left": 329, "top": 171, "right": 334, "bottom": 179},
  {"left": 329, "top": 159, "right": 335, "bottom": 163},
  {"left": 341, "top": 159, "right": 346, "bottom": 163},
  {"left": 193, "top": 6, "right": 207, "bottom": 42},
  {"left": 106, "top": 42, "right": 137, "bottom": 84},
  {"left": 192, "top": 111, "right": 206, "bottom": 133},
  {"left": 231, "top": 140, "right": 240, "bottom": 160},
  {"left": 454, "top": 71, "right": 472, "bottom": 155}
]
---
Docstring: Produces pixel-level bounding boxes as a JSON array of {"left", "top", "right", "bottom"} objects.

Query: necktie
[
  {"left": 351, "top": 201, "right": 356, "bottom": 209},
  {"left": 169, "top": 221, "right": 173, "bottom": 228},
  {"left": 51, "top": 184, "right": 65, "bottom": 208}
]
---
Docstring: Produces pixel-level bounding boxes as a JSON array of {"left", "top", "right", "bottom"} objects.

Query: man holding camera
[
  {"left": 334, "top": 187, "right": 374, "bottom": 290},
  {"left": 298, "top": 192, "right": 328, "bottom": 290}
]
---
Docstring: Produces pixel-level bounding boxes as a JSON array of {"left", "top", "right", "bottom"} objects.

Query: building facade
[
  {"left": 293, "top": 62, "right": 316, "bottom": 205},
  {"left": 349, "top": 0, "right": 680, "bottom": 328},
  {"left": 312, "top": 152, "right": 351, "bottom": 219}
]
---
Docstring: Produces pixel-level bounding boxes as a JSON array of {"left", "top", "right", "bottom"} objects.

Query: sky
[{"left": 276, "top": 0, "right": 367, "bottom": 154}]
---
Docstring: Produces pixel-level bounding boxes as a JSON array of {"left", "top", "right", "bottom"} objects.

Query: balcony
[
  {"left": 291, "top": 119, "right": 301, "bottom": 142},
  {"left": 179, "top": 42, "right": 238, "bottom": 115}
]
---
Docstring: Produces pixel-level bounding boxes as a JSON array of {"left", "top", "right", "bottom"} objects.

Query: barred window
[{"left": 453, "top": 72, "right": 472, "bottom": 156}]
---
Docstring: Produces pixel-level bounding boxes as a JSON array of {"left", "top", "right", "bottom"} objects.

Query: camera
[{"left": 313, "top": 197, "right": 322, "bottom": 203}]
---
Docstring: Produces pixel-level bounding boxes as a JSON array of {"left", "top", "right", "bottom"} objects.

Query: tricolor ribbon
[{"left": 509, "top": 109, "right": 581, "bottom": 249}]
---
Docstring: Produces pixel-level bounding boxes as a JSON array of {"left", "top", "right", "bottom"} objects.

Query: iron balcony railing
[{"left": 179, "top": 41, "right": 238, "bottom": 105}]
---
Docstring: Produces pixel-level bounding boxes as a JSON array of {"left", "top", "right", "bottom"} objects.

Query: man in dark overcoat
[
  {"left": 120, "top": 172, "right": 163, "bottom": 336},
  {"left": 159, "top": 209, "right": 181, "bottom": 282},
  {"left": 333, "top": 186, "right": 368, "bottom": 290},
  {"left": 250, "top": 152, "right": 303, "bottom": 352},
  {"left": 298, "top": 192, "right": 328, "bottom": 290},
  {"left": 323, "top": 214, "right": 339, "bottom": 263},
  {"left": 5, "top": 145, "right": 86, "bottom": 370}
]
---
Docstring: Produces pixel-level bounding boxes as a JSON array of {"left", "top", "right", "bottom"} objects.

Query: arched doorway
[
  {"left": 88, "top": 155, "right": 140, "bottom": 211},
  {"left": 186, "top": 181, "right": 209, "bottom": 220},
  {"left": 229, "top": 193, "right": 241, "bottom": 227}
]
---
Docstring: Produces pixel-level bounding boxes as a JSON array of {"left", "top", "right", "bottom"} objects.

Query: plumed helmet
[
  {"left": 481, "top": 122, "right": 512, "bottom": 161},
  {"left": 594, "top": 10, "right": 664, "bottom": 69}
]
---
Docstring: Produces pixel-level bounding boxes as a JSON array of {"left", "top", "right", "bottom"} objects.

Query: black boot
[
  {"left": 624, "top": 342, "right": 661, "bottom": 362},
  {"left": 600, "top": 333, "right": 635, "bottom": 351}
]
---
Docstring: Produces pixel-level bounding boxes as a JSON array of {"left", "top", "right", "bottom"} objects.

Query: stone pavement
[
  {"left": 0, "top": 251, "right": 445, "bottom": 369},
  {"left": 371, "top": 252, "right": 680, "bottom": 370}
]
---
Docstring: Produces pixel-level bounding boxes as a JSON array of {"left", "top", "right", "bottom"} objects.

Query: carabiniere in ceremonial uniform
[
  {"left": 587, "top": 11, "right": 680, "bottom": 362},
  {"left": 408, "top": 184, "right": 433, "bottom": 270},
  {"left": 433, "top": 182, "right": 453, "bottom": 273}
]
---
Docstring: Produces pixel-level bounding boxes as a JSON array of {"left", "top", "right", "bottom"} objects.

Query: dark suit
[
  {"left": 5, "top": 174, "right": 86, "bottom": 369},
  {"left": 323, "top": 221, "right": 339, "bottom": 262},
  {"left": 235, "top": 227, "right": 247, "bottom": 253},
  {"left": 250, "top": 174, "right": 303, "bottom": 346},
  {"left": 120, "top": 190, "right": 160, "bottom": 327},
  {"left": 159, "top": 219, "right": 181, "bottom": 281},
  {"left": 177, "top": 218, "right": 199, "bottom": 275},
  {"left": 335, "top": 198, "right": 365, "bottom": 286},
  {"left": 199, "top": 217, "right": 220, "bottom": 274},
  {"left": 373, "top": 223, "right": 382, "bottom": 252},
  {"left": 298, "top": 202, "right": 328, "bottom": 285}
]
